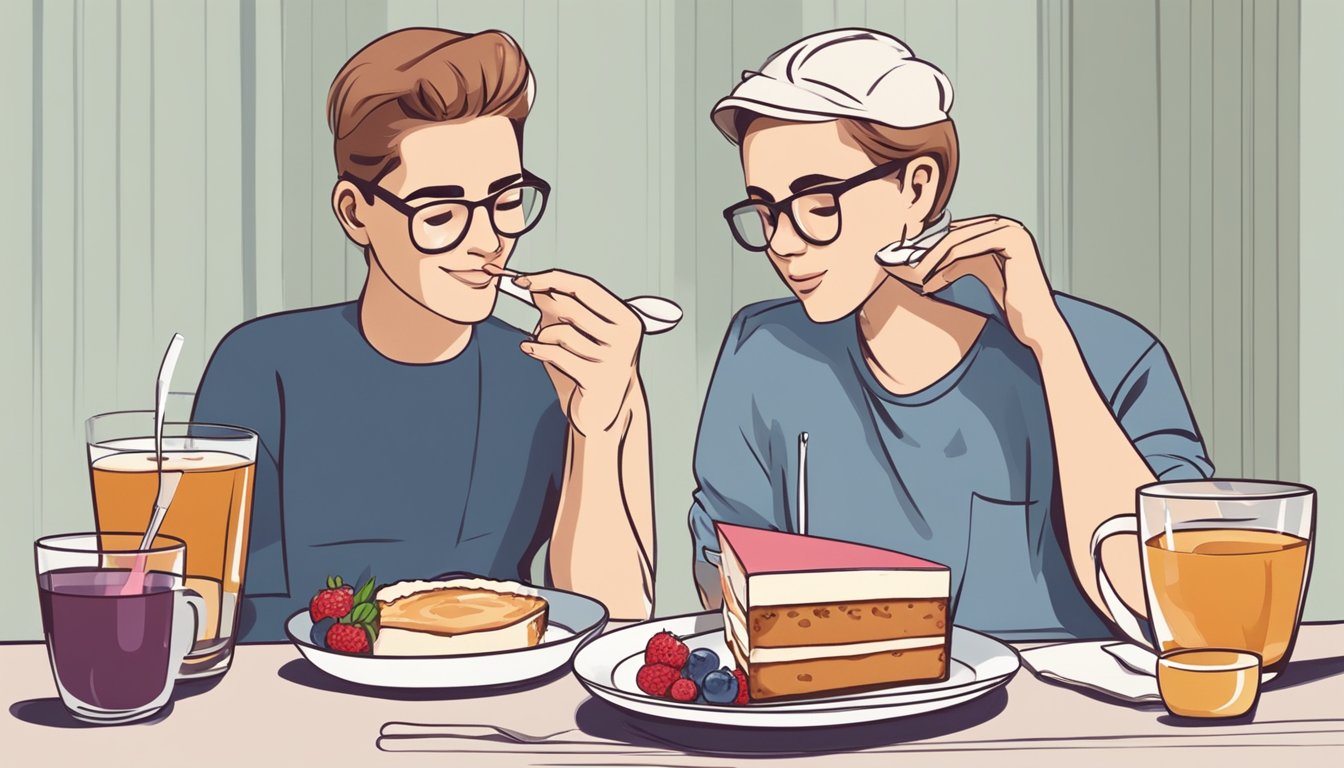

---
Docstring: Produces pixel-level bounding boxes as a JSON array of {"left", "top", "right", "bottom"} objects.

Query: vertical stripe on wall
[{"left": 0, "top": 0, "right": 1322, "bottom": 637}]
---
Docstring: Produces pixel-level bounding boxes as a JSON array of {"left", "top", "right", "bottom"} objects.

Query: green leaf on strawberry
[{"left": 353, "top": 576, "right": 376, "bottom": 605}]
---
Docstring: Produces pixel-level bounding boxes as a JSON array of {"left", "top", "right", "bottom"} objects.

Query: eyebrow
[
  {"left": 403, "top": 173, "right": 524, "bottom": 202},
  {"left": 488, "top": 173, "right": 524, "bottom": 194},
  {"left": 404, "top": 184, "right": 466, "bottom": 201},
  {"left": 789, "top": 173, "right": 842, "bottom": 195},
  {"left": 745, "top": 185, "right": 774, "bottom": 203}
]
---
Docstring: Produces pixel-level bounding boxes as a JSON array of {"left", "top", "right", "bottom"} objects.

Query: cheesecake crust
[{"left": 747, "top": 598, "right": 948, "bottom": 648}]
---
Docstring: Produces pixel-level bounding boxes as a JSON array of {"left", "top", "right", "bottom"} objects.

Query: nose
[
  {"left": 767, "top": 214, "right": 807, "bottom": 258},
  {"left": 460, "top": 206, "right": 502, "bottom": 257}
]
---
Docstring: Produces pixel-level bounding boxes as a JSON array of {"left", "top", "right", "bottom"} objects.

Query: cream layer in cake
[
  {"left": 715, "top": 523, "right": 952, "bottom": 700},
  {"left": 373, "top": 577, "right": 548, "bottom": 657}
]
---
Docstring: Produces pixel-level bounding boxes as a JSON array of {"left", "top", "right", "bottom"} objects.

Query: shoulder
[
  {"left": 1053, "top": 292, "right": 1164, "bottom": 386},
  {"left": 722, "top": 297, "right": 839, "bottom": 358},
  {"left": 211, "top": 302, "right": 357, "bottom": 358},
  {"left": 706, "top": 298, "right": 849, "bottom": 399}
]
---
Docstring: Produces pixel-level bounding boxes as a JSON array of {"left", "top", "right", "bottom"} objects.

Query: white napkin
[{"left": 1020, "top": 641, "right": 1163, "bottom": 705}]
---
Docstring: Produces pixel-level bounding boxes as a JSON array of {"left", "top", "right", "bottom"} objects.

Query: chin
[
  {"left": 424, "top": 290, "right": 498, "bottom": 325},
  {"left": 797, "top": 293, "right": 862, "bottom": 324}
]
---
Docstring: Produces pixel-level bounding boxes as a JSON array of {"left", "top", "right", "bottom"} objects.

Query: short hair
[
  {"left": 326, "top": 27, "right": 533, "bottom": 185},
  {"left": 736, "top": 112, "right": 959, "bottom": 226}
]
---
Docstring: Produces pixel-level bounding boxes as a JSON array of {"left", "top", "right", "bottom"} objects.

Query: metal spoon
[
  {"left": 121, "top": 333, "right": 185, "bottom": 596},
  {"left": 490, "top": 267, "right": 683, "bottom": 335}
]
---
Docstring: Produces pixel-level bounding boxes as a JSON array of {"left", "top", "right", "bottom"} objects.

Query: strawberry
[
  {"left": 732, "top": 668, "right": 749, "bottom": 705},
  {"left": 636, "top": 663, "right": 681, "bottom": 697},
  {"left": 669, "top": 678, "right": 698, "bottom": 702},
  {"left": 644, "top": 630, "right": 689, "bottom": 668},
  {"left": 314, "top": 574, "right": 380, "bottom": 654},
  {"left": 309, "top": 575, "right": 355, "bottom": 622},
  {"left": 325, "top": 623, "right": 371, "bottom": 654}
]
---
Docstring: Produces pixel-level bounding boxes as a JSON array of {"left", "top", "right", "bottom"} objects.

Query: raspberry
[
  {"left": 635, "top": 663, "right": 680, "bottom": 697},
  {"left": 309, "top": 587, "right": 354, "bottom": 622},
  {"left": 732, "top": 668, "right": 749, "bottom": 705},
  {"left": 644, "top": 630, "right": 690, "bottom": 668},
  {"left": 325, "top": 623, "right": 371, "bottom": 654},
  {"left": 669, "top": 678, "right": 698, "bottom": 702}
]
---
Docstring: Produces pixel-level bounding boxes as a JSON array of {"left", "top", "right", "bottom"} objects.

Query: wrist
[
  {"left": 572, "top": 371, "right": 643, "bottom": 444},
  {"left": 1022, "top": 306, "right": 1074, "bottom": 361}
]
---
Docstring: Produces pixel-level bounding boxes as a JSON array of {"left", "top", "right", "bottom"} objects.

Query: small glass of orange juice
[{"left": 1156, "top": 649, "right": 1261, "bottom": 719}]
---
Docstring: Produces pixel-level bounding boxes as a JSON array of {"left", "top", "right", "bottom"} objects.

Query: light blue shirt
[{"left": 688, "top": 279, "right": 1213, "bottom": 641}]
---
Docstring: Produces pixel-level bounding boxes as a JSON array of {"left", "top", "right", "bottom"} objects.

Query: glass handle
[
  {"left": 1090, "top": 514, "right": 1152, "bottom": 648},
  {"left": 172, "top": 588, "right": 205, "bottom": 681}
]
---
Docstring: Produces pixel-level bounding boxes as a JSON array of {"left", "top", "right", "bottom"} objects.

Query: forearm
[
  {"left": 549, "top": 378, "right": 655, "bottom": 620},
  {"left": 1030, "top": 311, "right": 1156, "bottom": 621}
]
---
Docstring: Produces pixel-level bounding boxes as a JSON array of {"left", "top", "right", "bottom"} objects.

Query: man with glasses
[
  {"left": 194, "top": 28, "right": 654, "bottom": 641},
  {"left": 690, "top": 30, "right": 1212, "bottom": 643}
]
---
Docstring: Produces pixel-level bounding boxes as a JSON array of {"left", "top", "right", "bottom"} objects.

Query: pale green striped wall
[{"left": 1, "top": 0, "right": 1334, "bottom": 640}]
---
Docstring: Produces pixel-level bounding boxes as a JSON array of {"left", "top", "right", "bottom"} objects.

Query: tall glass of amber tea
[{"left": 87, "top": 411, "right": 258, "bottom": 679}]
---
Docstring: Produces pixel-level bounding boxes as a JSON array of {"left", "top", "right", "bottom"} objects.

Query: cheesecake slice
[
  {"left": 715, "top": 522, "right": 951, "bottom": 700},
  {"left": 372, "top": 577, "right": 548, "bottom": 657}
]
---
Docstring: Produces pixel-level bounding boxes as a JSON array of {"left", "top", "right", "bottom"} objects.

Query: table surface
[{"left": 5, "top": 622, "right": 1343, "bottom": 767}]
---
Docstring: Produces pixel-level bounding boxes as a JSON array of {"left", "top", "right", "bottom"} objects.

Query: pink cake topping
[{"left": 716, "top": 522, "right": 948, "bottom": 575}]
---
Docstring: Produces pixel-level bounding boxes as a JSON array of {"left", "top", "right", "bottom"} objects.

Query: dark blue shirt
[
  {"left": 689, "top": 281, "right": 1213, "bottom": 641},
  {"left": 194, "top": 303, "right": 566, "bottom": 642}
]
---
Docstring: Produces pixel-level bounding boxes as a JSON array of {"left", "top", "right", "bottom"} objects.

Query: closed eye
[{"left": 424, "top": 211, "right": 455, "bottom": 227}]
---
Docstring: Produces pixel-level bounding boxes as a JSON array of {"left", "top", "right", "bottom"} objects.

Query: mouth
[
  {"left": 787, "top": 270, "right": 827, "bottom": 296},
  {"left": 439, "top": 267, "right": 498, "bottom": 289}
]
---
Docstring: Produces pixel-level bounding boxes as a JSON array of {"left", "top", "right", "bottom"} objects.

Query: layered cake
[
  {"left": 373, "top": 577, "right": 548, "bottom": 656},
  {"left": 715, "top": 522, "right": 951, "bottom": 700}
]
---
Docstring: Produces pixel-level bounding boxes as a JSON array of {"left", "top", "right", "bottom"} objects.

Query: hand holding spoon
[{"left": 484, "top": 264, "right": 683, "bottom": 335}]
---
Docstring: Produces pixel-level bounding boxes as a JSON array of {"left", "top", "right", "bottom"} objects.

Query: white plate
[
  {"left": 286, "top": 584, "right": 607, "bottom": 689},
  {"left": 573, "top": 611, "right": 1020, "bottom": 728}
]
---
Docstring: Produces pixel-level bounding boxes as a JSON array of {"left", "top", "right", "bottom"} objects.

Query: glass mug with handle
[
  {"left": 87, "top": 411, "right": 258, "bottom": 679},
  {"left": 36, "top": 533, "right": 205, "bottom": 724},
  {"left": 1091, "top": 479, "right": 1315, "bottom": 679}
]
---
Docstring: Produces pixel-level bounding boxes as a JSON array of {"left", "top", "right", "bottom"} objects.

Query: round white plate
[
  {"left": 573, "top": 611, "right": 1020, "bottom": 728},
  {"left": 286, "top": 585, "right": 607, "bottom": 689}
]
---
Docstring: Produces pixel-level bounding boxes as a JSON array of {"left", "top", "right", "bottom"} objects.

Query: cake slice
[
  {"left": 715, "top": 522, "right": 951, "bottom": 700},
  {"left": 373, "top": 577, "right": 548, "bottom": 656}
]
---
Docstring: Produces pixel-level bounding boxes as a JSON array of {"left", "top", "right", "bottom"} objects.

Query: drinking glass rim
[
  {"left": 35, "top": 531, "right": 187, "bottom": 556},
  {"left": 85, "top": 410, "right": 259, "bottom": 441},
  {"left": 1139, "top": 478, "right": 1315, "bottom": 501}
]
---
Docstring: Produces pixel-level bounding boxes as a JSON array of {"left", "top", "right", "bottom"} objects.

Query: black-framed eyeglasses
[
  {"left": 722, "top": 159, "right": 909, "bottom": 252},
  {"left": 343, "top": 172, "right": 551, "bottom": 255}
]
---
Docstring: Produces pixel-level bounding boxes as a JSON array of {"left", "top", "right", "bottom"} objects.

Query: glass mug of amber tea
[
  {"left": 1093, "top": 480, "right": 1314, "bottom": 716},
  {"left": 86, "top": 411, "right": 258, "bottom": 679}
]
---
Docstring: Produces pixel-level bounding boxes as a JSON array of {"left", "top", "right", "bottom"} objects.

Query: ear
[
  {"left": 331, "top": 179, "right": 372, "bottom": 247},
  {"left": 901, "top": 155, "right": 942, "bottom": 224}
]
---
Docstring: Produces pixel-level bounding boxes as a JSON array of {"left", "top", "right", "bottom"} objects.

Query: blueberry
[
  {"left": 682, "top": 648, "right": 720, "bottom": 685},
  {"left": 701, "top": 668, "right": 739, "bottom": 704},
  {"left": 310, "top": 617, "right": 335, "bottom": 647}
]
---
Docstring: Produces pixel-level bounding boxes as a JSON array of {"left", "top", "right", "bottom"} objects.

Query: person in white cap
[{"left": 689, "top": 29, "right": 1211, "bottom": 643}]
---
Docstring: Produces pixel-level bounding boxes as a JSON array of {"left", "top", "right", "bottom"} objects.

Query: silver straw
[{"left": 797, "top": 432, "right": 809, "bottom": 535}]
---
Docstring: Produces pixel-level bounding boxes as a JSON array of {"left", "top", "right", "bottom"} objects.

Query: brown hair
[
  {"left": 326, "top": 27, "right": 533, "bottom": 185},
  {"left": 735, "top": 112, "right": 959, "bottom": 226}
]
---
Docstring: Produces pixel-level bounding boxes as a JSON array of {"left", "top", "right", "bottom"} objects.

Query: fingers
[
  {"left": 513, "top": 270, "right": 631, "bottom": 324},
  {"left": 923, "top": 252, "right": 1007, "bottom": 305},
  {"left": 532, "top": 290, "right": 612, "bottom": 342},
  {"left": 519, "top": 339, "right": 595, "bottom": 383},
  {"left": 948, "top": 215, "right": 1002, "bottom": 230},
  {"left": 907, "top": 219, "right": 1015, "bottom": 284},
  {"left": 534, "top": 322, "right": 603, "bottom": 362}
]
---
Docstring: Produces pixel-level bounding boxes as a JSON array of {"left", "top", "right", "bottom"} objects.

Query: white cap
[{"left": 711, "top": 28, "right": 954, "bottom": 144}]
